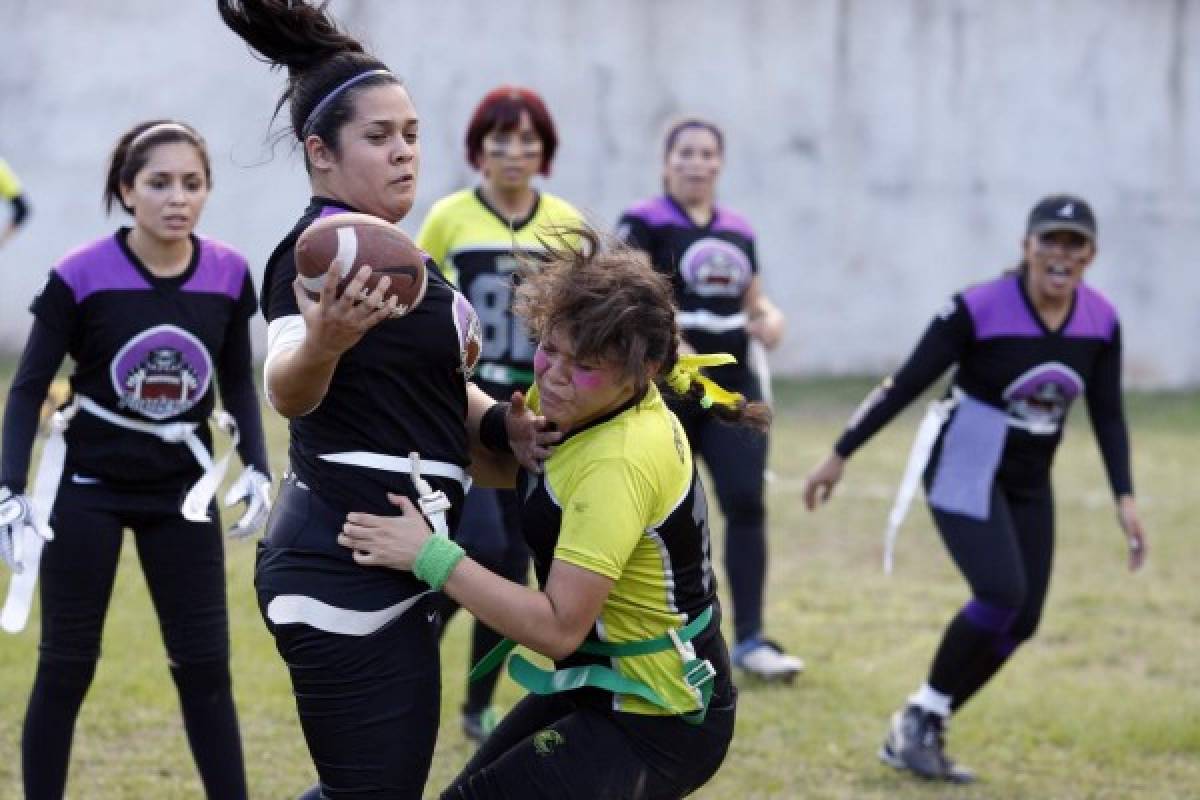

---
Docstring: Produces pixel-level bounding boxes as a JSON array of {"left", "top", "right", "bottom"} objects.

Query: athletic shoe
[
  {"left": 731, "top": 637, "right": 805, "bottom": 680},
  {"left": 878, "top": 705, "right": 975, "bottom": 783},
  {"left": 462, "top": 706, "right": 499, "bottom": 743},
  {"left": 879, "top": 732, "right": 976, "bottom": 783}
]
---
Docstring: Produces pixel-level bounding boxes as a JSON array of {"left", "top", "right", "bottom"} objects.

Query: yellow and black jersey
[
  {"left": 0, "top": 157, "right": 29, "bottom": 227},
  {"left": 0, "top": 157, "right": 22, "bottom": 199},
  {"left": 417, "top": 189, "right": 581, "bottom": 389},
  {"left": 517, "top": 383, "right": 731, "bottom": 715}
]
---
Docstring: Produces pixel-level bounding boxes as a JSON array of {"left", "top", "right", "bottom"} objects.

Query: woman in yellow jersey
[
  {"left": 0, "top": 156, "right": 31, "bottom": 248},
  {"left": 340, "top": 228, "right": 766, "bottom": 799},
  {"left": 417, "top": 86, "right": 583, "bottom": 742}
]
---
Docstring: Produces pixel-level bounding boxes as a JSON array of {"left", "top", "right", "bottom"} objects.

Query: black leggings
[
  {"left": 22, "top": 480, "right": 245, "bottom": 800},
  {"left": 437, "top": 485, "right": 529, "bottom": 713},
  {"left": 674, "top": 384, "right": 769, "bottom": 645},
  {"left": 257, "top": 478, "right": 443, "bottom": 800},
  {"left": 926, "top": 481, "right": 1055, "bottom": 711},
  {"left": 441, "top": 691, "right": 737, "bottom": 800}
]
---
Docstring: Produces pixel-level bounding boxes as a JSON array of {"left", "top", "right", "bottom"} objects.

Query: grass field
[{"left": 1, "top": 376, "right": 1197, "bottom": 799}]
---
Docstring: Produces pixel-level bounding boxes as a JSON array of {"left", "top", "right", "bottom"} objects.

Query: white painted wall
[{"left": 1, "top": 0, "right": 1196, "bottom": 385}]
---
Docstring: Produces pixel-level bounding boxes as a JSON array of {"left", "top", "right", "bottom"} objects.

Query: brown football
[{"left": 294, "top": 212, "right": 428, "bottom": 316}]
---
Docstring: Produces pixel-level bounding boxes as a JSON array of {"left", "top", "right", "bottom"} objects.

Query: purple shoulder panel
[
  {"left": 54, "top": 235, "right": 149, "bottom": 303},
  {"left": 712, "top": 206, "right": 755, "bottom": 239},
  {"left": 319, "top": 205, "right": 350, "bottom": 219},
  {"left": 1063, "top": 283, "right": 1118, "bottom": 340},
  {"left": 962, "top": 275, "right": 1041, "bottom": 339},
  {"left": 623, "top": 196, "right": 691, "bottom": 228},
  {"left": 182, "top": 237, "right": 249, "bottom": 299}
]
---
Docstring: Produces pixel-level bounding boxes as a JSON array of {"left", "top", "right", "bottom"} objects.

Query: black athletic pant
[
  {"left": 673, "top": 379, "right": 770, "bottom": 645},
  {"left": 925, "top": 481, "right": 1055, "bottom": 712},
  {"left": 22, "top": 479, "right": 246, "bottom": 800},
  {"left": 436, "top": 485, "right": 529, "bottom": 714},
  {"left": 257, "top": 478, "right": 443, "bottom": 800},
  {"left": 441, "top": 689, "right": 737, "bottom": 799}
]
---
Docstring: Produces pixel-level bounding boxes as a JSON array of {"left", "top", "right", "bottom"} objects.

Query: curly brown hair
[{"left": 513, "top": 225, "right": 769, "bottom": 431}]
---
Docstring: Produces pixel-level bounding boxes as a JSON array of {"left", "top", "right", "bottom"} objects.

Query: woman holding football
[{"left": 217, "top": 1, "right": 555, "bottom": 797}]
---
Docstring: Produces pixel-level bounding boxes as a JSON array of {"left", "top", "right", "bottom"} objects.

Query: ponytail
[
  {"left": 217, "top": 0, "right": 401, "bottom": 164},
  {"left": 660, "top": 345, "right": 771, "bottom": 432}
]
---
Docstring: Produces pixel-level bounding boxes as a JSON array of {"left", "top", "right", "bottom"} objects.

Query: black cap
[{"left": 1026, "top": 194, "right": 1096, "bottom": 240}]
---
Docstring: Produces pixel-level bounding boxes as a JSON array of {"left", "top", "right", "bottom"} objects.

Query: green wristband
[{"left": 413, "top": 534, "right": 465, "bottom": 590}]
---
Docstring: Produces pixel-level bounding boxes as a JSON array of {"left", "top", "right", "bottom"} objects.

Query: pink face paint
[
  {"left": 571, "top": 366, "right": 606, "bottom": 392},
  {"left": 533, "top": 346, "right": 550, "bottom": 375}
]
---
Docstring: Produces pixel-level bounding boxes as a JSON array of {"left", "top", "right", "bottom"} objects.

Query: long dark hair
[
  {"left": 217, "top": 0, "right": 402, "bottom": 169},
  {"left": 103, "top": 120, "right": 210, "bottom": 214},
  {"left": 514, "top": 225, "right": 769, "bottom": 431}
]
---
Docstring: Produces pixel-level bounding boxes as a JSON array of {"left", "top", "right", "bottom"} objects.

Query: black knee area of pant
[
  {"left": 32, "top": 657, "right": 98, "bottom": 699},
  {"left": 723, "top": 497, "right": 765, "bottom": 527},
  {"left": 39, "top": 628, "right": 104, "bottom": 664},
  {"left": 163, "top": 627, "right": 230, "bottom": 668},
  {"left": 1006, "top": 614, "right": 1042, "bottom": 645},
  {"left": 974, "top": 584, "right": 1028, "bottom": 618},
  {"left": 169, "top": 659, "right": 232, "bottom": 698}
]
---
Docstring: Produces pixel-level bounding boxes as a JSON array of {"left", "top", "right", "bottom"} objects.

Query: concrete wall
[{"left": 1, "top": 0, "right": 1196, "bottom": 386}]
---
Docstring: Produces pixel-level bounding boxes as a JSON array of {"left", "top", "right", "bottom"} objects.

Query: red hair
[{"left": 464, "top": 86, "right": 559, "bottom": 176}]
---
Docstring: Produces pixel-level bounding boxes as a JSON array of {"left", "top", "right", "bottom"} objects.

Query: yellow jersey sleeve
[
  {"left": 415, "top": 199, "right": 455, "bottom": 285},
  {"left": 0, "top": 158, "right": 22, "bottom": 200},
  {"left": 553, "top": 457, "right": 656, "bottom": 581}
]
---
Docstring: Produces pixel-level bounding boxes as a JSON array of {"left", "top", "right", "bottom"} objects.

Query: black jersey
[
  {"left": 836, "top": 273, "right": 1132, "bottom": 494},
  {"left": 618, "top": 195, "right": 758, "bottom": 390},
  {"left": 262, "top": 198, "right": 477, "bottom": 518},
  {"left": 25, "top": 229, "right": 259, "bottom": 490}
]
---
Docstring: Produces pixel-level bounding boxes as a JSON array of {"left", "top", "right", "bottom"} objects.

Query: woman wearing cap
[
  {"left": 617, "top": 118, "right": 800, "bottom": 682},
  {"left": 416, "top": 86, "right": 582, "bottom": 742},
  {"left": 802, "top": 194, "right": 1147, "bottom": 782}
]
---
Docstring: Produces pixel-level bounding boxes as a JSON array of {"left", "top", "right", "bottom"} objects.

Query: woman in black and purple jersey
[
  {"left": 617, "top": 118, "right": 801, "bottom": 682},
  {"left": 0, "top": 120, "right": 270, "bottom": 799},
  {"left": 217, "top": 2, "right": 555, "bottom": 797},
  {"left": 803, "top": 195, "right": 1147, "bottom": 783}
]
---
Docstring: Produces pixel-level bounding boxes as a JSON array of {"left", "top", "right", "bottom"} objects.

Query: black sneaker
[
  {"left": 878, "top": 705, "right": 975, "bottom": 783},
  {"left": 461, "top": 706, "right": 499, "bottom": 744}
]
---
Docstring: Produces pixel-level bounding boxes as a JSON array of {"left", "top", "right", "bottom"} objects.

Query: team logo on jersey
[
  {"left": 452, "top": 291, "right": 483, "bottom": 378},
  {"left": 679, "top": 237, "right": 753, "bottom": 297},
  {"left": 533, "top": 729, "right": 564, "bottom": 757},
  {"left": 1002, "top": 362, "right": 1084, "bottom": 435},
  {"left": 110, "top": 324, "right": 212, "bottom": 420}
]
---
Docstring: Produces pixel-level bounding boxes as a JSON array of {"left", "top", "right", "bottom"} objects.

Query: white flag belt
[
  {"left": 3, "top": 394, "right": 238, "bottom": 633},
  {"left": 66, "top": 395, "right": 240, "bottom": 523},
  {"left": 676, "top": 310, "right": 748, "bottom": 333},
  {"left": 881, "top": 389, "right": 960, "bottom": 574},
  {"left": 318, "top": 451, "right": 470, "bottom": 488},
  {"left": 318, "top": 451, "right": 468, "bottom": 537}
]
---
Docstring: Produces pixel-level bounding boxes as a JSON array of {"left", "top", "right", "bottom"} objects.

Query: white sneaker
[{"left": 732, "top": 638, "right": 805, "bottom": 680}]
